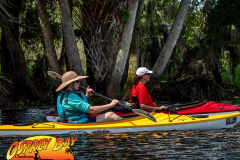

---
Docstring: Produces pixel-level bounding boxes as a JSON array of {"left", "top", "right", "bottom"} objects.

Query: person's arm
[
  {"left": 88, "top": 99, "right": 119, "bottom": 114},
  {"left": 140, "top": 104, "right": 167, "bottom": 111}
]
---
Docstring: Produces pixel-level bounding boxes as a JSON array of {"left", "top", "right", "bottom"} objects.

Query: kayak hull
[{"left": 1, "top": 112, "right": 240, "bottom": 136}]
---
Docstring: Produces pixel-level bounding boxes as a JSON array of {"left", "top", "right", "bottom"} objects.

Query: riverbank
[
  {"left": 0, "top": 95, "right": 54, "bottom": 110},
  {"left": 0, "top": 96, "right": 110, "bottom": 110}
]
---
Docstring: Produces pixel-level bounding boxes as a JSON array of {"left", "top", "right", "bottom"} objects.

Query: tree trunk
[
  {"left": 59, "top": 38, "right": 67, "bottom": 75},
  {"left": 203, "top": 0, "right": 215, "bottom": 25},
  {"left": 159, "top": 0, "right": 217, "bottom": 82},
  {"left": 58, "top": 0, "right": 87, "bottom": 86},
  {"left": 106, "top": 0, "right": 139, "bottom": 99},
  {"left": 157, "top": 21, "right": 189, "bottom": 58},
  {"left": 145, "top": 0, "right": 191, "bottom": 91},
  {"left": 236, "top": 27, "right": 240, "bottom": 63},
  {"left": 0, "top": 20, "right": 43, "bottom": 100},
  {"left": 35, "top": 0, "right": 61, "bottom": 74},
  {"left": 123, "top": 0, "right": 145, "bottom": 100},
  {"left": 1, "top": 0, "right": 21, "bottom": 74},
  {"left": 212, "top": 63, "right": 223, "bottom": 83}
]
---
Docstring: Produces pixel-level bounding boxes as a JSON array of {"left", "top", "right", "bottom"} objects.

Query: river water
[{"left": 0, "top": 108, "right": 240, "bottom": 159}]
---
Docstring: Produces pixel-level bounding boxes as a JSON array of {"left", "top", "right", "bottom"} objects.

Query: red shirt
[{"left": 129, "top": 82, "right": 156, "bottom": 107}]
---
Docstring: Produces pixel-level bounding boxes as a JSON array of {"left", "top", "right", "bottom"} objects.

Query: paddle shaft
[
  {"left": 166, "top": 99, "right": 207, "bottom": 110},
  {"left": 78, "top": 86, "right": 133, "bottom": 111}
]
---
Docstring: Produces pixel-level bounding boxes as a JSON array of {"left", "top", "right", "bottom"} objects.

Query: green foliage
[
  {"left": 221, "top": 63, "right": 240, "bottom": 87},
  {"left": 15, "top": 100, "right": 25, "bottom": 109},
  {"left": 121, "top": 9, "right": 131, "bottom": 22},
  {"left": 184, "top": 0, "right": 204, "bottom": 47},
  {"left": 140, "top": 0, "right": 203, "bottom": 73},
  {"left": 14, "top": 99, "right": 41, "bottom": 109},
  {"left": 19, "top": 0, "right": 62, "bottom": 56},
  {"left": 27, "top": 61, "right": 36, "bottom": 75},
  {"left": 203, "top": 0, "right": 240, "bottom": 46}
]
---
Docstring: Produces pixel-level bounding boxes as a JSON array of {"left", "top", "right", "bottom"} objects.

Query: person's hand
[
  {"left": 85, "top": 85, "right": 94, "bottom": 98},
  {"left": 110, "top": 99, "right": 119, "bottom": 107},
  {"left": 158, "top": 106, "right": 167, "bottom": 110}
]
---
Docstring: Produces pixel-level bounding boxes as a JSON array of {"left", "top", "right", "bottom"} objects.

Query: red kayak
[{"left": 46, "top": 100, "right": 240, "bottom": 122}]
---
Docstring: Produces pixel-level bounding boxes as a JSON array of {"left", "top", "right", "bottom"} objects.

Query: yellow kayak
[{"left": 0, "top": 112, "right": 239, "bottom": 136}]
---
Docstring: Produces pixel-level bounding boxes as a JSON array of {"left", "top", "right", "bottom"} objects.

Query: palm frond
[
  {"left": 73, "top": 0, "right": 128, "bottom": 81},
  {"left": 0, "top": 74, "right": 12, "bottom": 97},
  {"left": 0, "top": 0, "right": 19, "bottom": 23}
]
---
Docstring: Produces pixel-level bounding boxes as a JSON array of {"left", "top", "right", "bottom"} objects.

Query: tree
[
  {"left": 58, "top": 0, "right": 87, "bottom": 86},
  {"left": 122, "top": 0, "right": 145, "bottom": 100},
  {"left": 145, "top": 0, "right": 191, "bottom": 90},
  {"left": 35, "top": 0, "right": 61, "bottom": 74},
  {"left": 0, "top": 0, "right": 44, "bottom": 100},
  {"left": 107, "top": 0, "right": 139, "bottom": 98},
  {"left": 1, "top": 19, "right": 43, "bottom": 100},
  {"left": 73, "top": 0, "right": 127, "bottom": 93}
]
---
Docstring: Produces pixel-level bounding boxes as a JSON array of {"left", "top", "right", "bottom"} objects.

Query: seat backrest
[{"left": 131, "top": 95, "right": 141, "bottom": 109}]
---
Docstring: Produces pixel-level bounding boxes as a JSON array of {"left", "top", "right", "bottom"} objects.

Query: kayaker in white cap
[
  {"left": 129, "top": 67, "right": 167, "bottom": 111},
  {"left": 56, "top": 71, "right": 123, "bottom": 123}
]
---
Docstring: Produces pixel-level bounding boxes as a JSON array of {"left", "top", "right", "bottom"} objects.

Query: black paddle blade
[{"left": 133, "top": 109, "right": 157, "bottom": 123}]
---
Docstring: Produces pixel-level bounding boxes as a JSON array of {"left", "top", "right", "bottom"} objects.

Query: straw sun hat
[{"left": 56, "top": 71, "right": 88, "bottom": 92}]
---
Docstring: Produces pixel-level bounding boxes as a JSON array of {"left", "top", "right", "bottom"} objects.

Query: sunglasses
[
  {"left": 144, "top": 73, "right": 150, "bottom": 76},
  {"left": 74, "top": 80, "right": 80, "bottom": 84}
]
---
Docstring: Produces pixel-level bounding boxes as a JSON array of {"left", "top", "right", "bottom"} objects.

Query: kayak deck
[{"left": 46, "top": 101, "right": 240, "bottom": 121}]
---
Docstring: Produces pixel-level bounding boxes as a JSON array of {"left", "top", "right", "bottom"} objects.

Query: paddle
[
  {"left": 47, "top": 71, "right": 157, "bottom": 123},
  {"left": 165, "top": 99, "right": 207, "bottom": 112}
]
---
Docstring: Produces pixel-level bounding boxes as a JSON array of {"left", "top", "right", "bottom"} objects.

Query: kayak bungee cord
[{"left": 47, "top": 71, "right": 157, "bottom": 123}]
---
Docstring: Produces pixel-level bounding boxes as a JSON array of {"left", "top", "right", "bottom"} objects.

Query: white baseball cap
[{"left": 136, "top": 67, "right": 153, "bottom": 76}]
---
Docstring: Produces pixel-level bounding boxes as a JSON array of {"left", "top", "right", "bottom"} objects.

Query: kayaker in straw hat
[
  {"left": 129, "top": 67, "right": 167, "bottom": 111},
  {"left": 56, "top": 71, "right": 123, "bottom": 123}
]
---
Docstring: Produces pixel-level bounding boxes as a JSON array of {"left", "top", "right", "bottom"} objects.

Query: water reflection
[{"left": 1, "top": 130, "right": 240, "bottom": 159}]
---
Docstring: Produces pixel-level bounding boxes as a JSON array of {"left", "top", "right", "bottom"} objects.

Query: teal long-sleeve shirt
[{"left": 62, "top": 93, "right": 91, "bottom": 123}]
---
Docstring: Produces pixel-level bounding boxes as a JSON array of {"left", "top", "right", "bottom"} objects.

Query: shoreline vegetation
[{"left": 1, "top": 0, "right": 240, "bottom": 109}]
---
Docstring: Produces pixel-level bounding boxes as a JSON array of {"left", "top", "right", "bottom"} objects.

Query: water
[
  {"left": 0, "top": 108, "right": 240, "bottom": 159},
  {"left": 0, "top": 108, "right": 56, "bottom": 125}
]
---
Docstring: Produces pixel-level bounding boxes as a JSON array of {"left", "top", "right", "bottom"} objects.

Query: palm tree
[{"left": 0, "top": 74, "right": 12, "bottom": 97}]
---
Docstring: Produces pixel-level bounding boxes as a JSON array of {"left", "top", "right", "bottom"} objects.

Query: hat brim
[
  {"left": 56, "top": 76, "right": 88, "bottom": 92},
  {"left": 147, "top": 70, "right": 153, "bottom": 74}
]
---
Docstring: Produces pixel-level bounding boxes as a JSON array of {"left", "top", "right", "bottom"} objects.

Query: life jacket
[{"left": 57, "top": 90, "right": 88, "bottom": 121}]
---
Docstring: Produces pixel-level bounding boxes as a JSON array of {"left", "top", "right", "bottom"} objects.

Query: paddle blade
[
  {"left": 133, "top": 109, "right": 157, "bottom": 123},
  {"left": 47, "top": 71, "right": 62, "bottom": 81}
]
